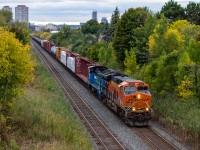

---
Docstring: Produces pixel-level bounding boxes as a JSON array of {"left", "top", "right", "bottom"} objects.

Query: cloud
[
  {"left": 1, "top": 0, "right": 200, "bottom": 23},
  {"left": 0, "top": 0, "right": 107, "bottom": 3}
]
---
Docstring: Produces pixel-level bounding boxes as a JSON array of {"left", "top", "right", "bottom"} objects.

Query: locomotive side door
[{"left": 118, "top": 85, "right": 124, "bottom": 107}]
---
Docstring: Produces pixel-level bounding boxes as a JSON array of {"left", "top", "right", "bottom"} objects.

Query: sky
[{"left": 0, "top": 0, "right": 199, "bottom": 25}]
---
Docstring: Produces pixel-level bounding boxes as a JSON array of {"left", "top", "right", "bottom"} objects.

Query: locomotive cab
[
  {"left": 118, "top": 80, "right": 153, "bottom": 124},
  {"left": 121, "top": 81, "right": 151, "bottom": 111}
]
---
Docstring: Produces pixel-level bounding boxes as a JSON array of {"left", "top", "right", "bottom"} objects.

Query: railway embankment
[
  {"left": 152, "top": 94, "right": 200, "bottom": 149},
  {"left": 9, "top": 49, "right": 93, "bottom": 149}
]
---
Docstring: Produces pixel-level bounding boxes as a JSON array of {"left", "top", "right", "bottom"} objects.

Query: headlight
[
  {"left": 132, "top": 107, "right": 136, "bottom": 111},
  {"left": 137, "top": 94, "right": 141, "bottom": 99},
  {"left": 145, "top": 107, "right": 149, "bottom": 111}
]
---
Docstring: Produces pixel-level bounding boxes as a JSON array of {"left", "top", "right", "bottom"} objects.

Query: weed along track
[
  {"left": 133, "top": 127, "right": 179, "bottom": 150},
  {"left": 31, "top": 40, "right": 126, "bottom": 150}
]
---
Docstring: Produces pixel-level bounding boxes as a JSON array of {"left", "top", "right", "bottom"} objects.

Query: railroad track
[
  {"left": 31, "top": 40, "right": 126, "bottom": 150},
  {"left": 31, "top": 39, "right": 181, "bottom": 150},
  {"left": 134, "top": 127, "right": 179, "bottom": 150}
]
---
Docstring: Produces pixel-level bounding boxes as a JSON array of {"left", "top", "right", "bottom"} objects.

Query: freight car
[{"left": 31, "top": 35, "right": 153, "bottom": 126}]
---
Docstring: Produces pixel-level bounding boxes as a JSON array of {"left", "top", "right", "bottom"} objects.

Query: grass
[
  {"left": 153, "top": 93, "right": 200, "bottom": 136},
  {"left": 7, "top": 49, "right": 94, "bottom": 150}
]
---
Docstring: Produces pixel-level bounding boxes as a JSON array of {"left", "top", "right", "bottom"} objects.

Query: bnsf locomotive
[{"left": 32, "top": 35, "right": 153, "bottom": 126}]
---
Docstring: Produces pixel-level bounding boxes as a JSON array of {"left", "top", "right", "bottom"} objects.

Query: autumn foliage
[{"left": 0, "top": 28, "right": 34, "bottom": 145}]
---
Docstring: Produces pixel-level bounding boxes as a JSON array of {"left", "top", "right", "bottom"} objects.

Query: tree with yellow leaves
[
  {"left": 0, "top": 28, "right": 34, "bottom": 145},
  {"left": 39, "top": 31, "right": 52, "bottom": 40},
  {"left": 124, "top": 48, "right": 137, "bottom": 76}
]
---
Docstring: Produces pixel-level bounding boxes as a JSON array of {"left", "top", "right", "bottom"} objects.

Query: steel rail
[{"left": 31, "top": 40, "right": 126, "bottom": 150}]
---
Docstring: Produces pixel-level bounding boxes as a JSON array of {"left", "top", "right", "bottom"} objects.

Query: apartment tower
[
  {"left": 92, "top": 10, "right": 97, "bottom": 21},
  {"left": 2, "top": 6, "right": 12, "bottom": 12},
  {"left": 15, "top": 5, "right": 28, "bottom": 23}
]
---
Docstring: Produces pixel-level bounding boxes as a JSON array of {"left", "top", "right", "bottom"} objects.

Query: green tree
[
  {"left": 148, "top": 17, "right": 168, "bottom": 58},
  {"left": 95, "top": 41, "right": 119, "bottom": 69},
  {"left": 107, "top": 43, "right": 119, "bottom": 69},
  {"left": 87, "top": 43, "right": 100, "bottom": 61},
  {"left": 149, "top": 19, "right": 185, "bottom": 59},
  {"left": 160, "top": 0, "right": 185, "bottom": 22},
  {"left": 101, "top": 22, "right": 109, "bottom": 37},
  {"left": 59, "top": 26, "right": 71, "bottom": 46},
  {"left": 81, "top": 20, "right": 101, "bottom": 40},
  {"left": 98, "top": 41, "right": 109, "bottom": 65},
  {"left": 185, "top": 2, "right": 200, "bottom": 25},
  {"left": 9, "top": 22, "right": 30, "bottom": 45},
  {"left": 70, "top": 30, "right": 85, "bottom": 52},
  {"left": 50, "top": 32, "right": 60, "bottom": 45},
  {"left": 187, "top": 39, "right": 200, "bottom": 64},
  {"left": 50, "top": 26, "right": 71, "bottom": 47},
  {"left": 71, "top": 33, "right": 96, "bottom": 57},
  {"left": 0, "top": 15, "right": 6, "bottom": 26},
  {"left": 106, "top": 7, "right": 120, "bottom": 42},
  {"left": 113, "top": 7, "right": 149, "bottom": 66},
  {"left": 146, "top": 19, "right": 200, "bottom": 96},
  {"left": 155, "top": 52, "right": 179, "bottom": 93},
  {"left": 186, "top": 39, "right": 200, "bottom": 94},
  {"left": 175, "top": 51, "right": 195, "bottom": 98},
  {"left": 130, "top": 14, "right": 157, "bottom": 65},
  {"left": 0, "top": 10, "right": 12, "bottom": 25},
  {"left": 86, "top": 40, "right": 119, "bottom": 69},
  {"left": 177, "top": 76, "right": 194, "bottom": 98},
  {"left": 164, "top": 28, "right": 184, "bottom": 53},
  {"left": 141, "top": 60, "right": 159, "bottom": 91},
  {"left": 0, "top": 28, "right": 34, "bottom": 145},
  {"left": 124, "top": 49, "right": 137, "bottom": 76}
]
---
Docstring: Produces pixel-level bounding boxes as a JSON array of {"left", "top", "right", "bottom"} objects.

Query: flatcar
[{"left": 31, "top": 35, "right": 153, "bottom": 126}]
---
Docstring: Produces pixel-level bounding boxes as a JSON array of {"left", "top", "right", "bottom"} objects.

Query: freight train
[{"left": 31, "top": 35, "right": 153, "bottom": 126}]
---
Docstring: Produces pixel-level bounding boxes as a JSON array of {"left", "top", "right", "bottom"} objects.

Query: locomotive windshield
[
  {"left": 137, "top": 86, "right": 149, "bottom": 92},
  {"left": 124, "top": 86, "right": 136, "bottom": 95}
]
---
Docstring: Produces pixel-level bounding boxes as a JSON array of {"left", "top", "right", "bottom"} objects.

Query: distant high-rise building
[
  {"left": 92, "top": 10, "right": 97, "bottom": 21},
  {"left": 15, "top": 5, "right": 28, "bottom": 23},
  {"left": 101, "top": 17, "right": 108, "bottom": 24},
  {"left": 2, "top": 6, "right": 12, "bottom": 12}
]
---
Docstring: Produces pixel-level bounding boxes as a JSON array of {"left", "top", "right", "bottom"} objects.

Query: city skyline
[{"left": 1, "top": 0, "right": 199, "bottom": 25}]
